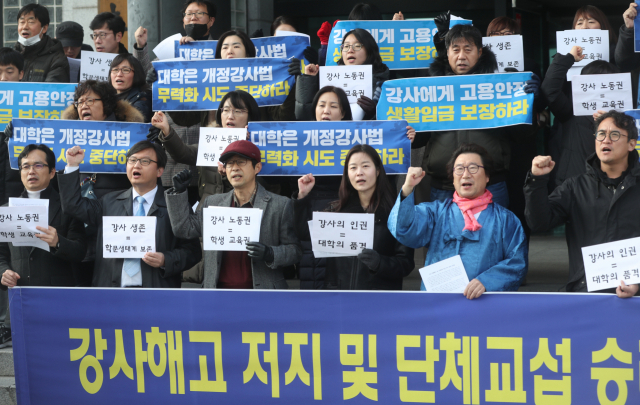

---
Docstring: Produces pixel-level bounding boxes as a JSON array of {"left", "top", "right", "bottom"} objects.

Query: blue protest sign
[
  {"left": 376, "top": 73, "right": 534, "bottom": 132},
  {"left": 8, "top": 118, "right": 150, "bottom": 173},
  {"left": 0, "top": 82, "right": 76, "bottom": 131},
  {"left": 152, "top": 58, "right": 294, "bottom": 111},
  {"left": 625, "top": 109, "right": 640, "bottom": 159},
  {"left": 10, "top": 287, "right": 640, "bottom": 404},
  {"left": 326, "top": 19, "right": 472, "bottom": 70},
  {"left": 248, "top": 120, "right": 410, "bottom": 175},
  {"left": 635, "top": 14, "right": 640, "bottom": 52}
]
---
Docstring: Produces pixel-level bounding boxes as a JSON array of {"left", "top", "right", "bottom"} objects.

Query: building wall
[{"left": 3, "top": 0, "right": 67, "bottom": 48}]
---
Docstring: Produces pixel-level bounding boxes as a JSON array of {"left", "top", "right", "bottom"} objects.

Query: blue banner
[
  {"left": 10, "top": 287, "right": 640, "bottom": 404},
  {"left": 152, "top": 58, "right": 293, "bottom": 111},
  {"left": 8, "top": 118, "right": 150, "bottom": 173},
  {"left": 0, "top": 82, "right": 76, "bottom": 131},
  {"left": 625, "top": 109, "right": 640, "bottom": 159},
  {"left": 175, "top": 35, "right": 310, "bottom": 65},
  {"left": 376, "top": 73, "right": 534, "bottom": 132},
  {"left": 326, "top": 19, "right": 472, "bottom": 70},
  {"left": 248, "top": 120, "right": 410, "bottom": 175}
]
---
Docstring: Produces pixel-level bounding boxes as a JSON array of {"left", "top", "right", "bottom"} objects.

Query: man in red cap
[{"left": 165, "top": 140, "right": 301, "bottom": 289}]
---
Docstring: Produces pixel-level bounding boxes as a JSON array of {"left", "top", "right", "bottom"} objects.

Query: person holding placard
[
  {"left": 0, "top": 144, "right": 87, "bottom": 348},
  {"left": 57, "top": 140, "right": 201, "bottom": 288},
  {"left": 108, "top": 54, "right": 152, "bottom": 122},
  {"left": 573, "top": 5, "right": 618, "bottom": 63},
  {"left": 390, "top": 143, "right": 527, "bottom": 299},
  {"left": 165, "top": 140, "right": 301, "bottom": 289},
  {"left": 294, "top": 144, "right": 414, "bottom": 290}
]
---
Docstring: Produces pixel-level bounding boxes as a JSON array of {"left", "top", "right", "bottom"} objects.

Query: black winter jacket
[
  {"left": 614, "top": 24, "right": 640, "bottom": 109},
  {"left": 15, "top": 35, "right": 69, "bottom": 83},
  {"left": 524, "top": 151, "right": 640, "bottom": 292},
  {"left": 117, "top": 86, "right": 153, "bottom": 123}
]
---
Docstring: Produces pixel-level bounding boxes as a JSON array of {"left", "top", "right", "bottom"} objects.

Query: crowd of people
[{"left": 0, "top": 1, "right": 638, "bottom": 347}]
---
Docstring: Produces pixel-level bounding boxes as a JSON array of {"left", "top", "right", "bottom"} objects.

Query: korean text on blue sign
[
  {"left": 175, "top": 35, "right": 311, "bottom": 63},
  {"left": 152, "top": 58, "right": 293, "bottom": 111},
  {"left": 326, "top": 19, "right": 472, "bottom": 70},
  {"left": 8, "top": 118, "right": 150, "bottom": 173},
  {"left": 0, "top": 82, "right": 76, "bottom": 131},
  {"left": 377, "top": 72, "right": 534, "bottom": 132},
  {"left": 10, "top": 288, "right": 640, "bottom": 404},
  {"left": 248, "top": 120, "right": 410, "bottom": 175}
]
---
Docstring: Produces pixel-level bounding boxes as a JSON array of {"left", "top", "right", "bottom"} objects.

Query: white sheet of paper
[
  {"left": 275, "top": 31, "right": 310, "bottom": 38},
  {"left": 319, "top": 65, "right": 372, "bottom": 104},
  {"left": 0, "top": 206, "right": 49, "bottom": 248},
  {"left": 350, "top": 103, "right": 366, "bottom": 121},
  {"left": 80, "top": 51, "right": 118, "bottom": 82},
  {"left": 8, "top": 198, "right": 50, "bottom": 251},
  {"left": 566, "top": 66, "right": 583, "bottom": 82},
  {"left": 582, "top": 237, "right": 640, "bottom": 292},
  {"left": 482, "top": 35, "right": 524, "bottom": 72},
  {"left": 102, "top": 216, "right": 157, "bottom": 258},
  {"left": 419, "top": 255, "right": 470, "bottom": 293},
  {"left": 311, "top": 212, "right": 374, "bottom": 255},
  {"left": 556, "top": 29, "right": 609, "bottom": 67},
  {"left": 571, "top": 73, "right": 632, "bottom": 116},
  {"left": 195, "top": 128, "right": 247, "bottom": 167},
  {"left": 308, "top": 220, "right": 355, "bottom": 257},
  {"left": 153, "top": 33, "right": 182, "bottom": 60},
  {"left": 203, "top": 207, "right": 263, "bottom": 251}
]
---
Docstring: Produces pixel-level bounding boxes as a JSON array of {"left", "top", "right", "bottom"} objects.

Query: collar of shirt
[
  {"left": 132, "top": 185, "right": 158, "bottom": 216},
  {"left": 232, "top": 183, "right": 257, "bottom": 208}
]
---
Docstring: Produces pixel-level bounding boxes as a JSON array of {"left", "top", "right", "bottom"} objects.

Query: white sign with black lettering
[
  {"left": 482, "top": 35, "right": 524, "bottom": 72},
  {"left": 312, "top": 212, "right": 374, "bottom": 255},
  {"left": 308, "top": 220, "right": 352, "bottom": 258},
  {"left": 571, "top": 73, "right": 632, "bottom": 116},
  {"left": 103, "top": 216, "right": 157, "bottom": 258},
  {"left": 319, "top": 65, "right": 372, "bottom": 104},
  {"left": 196, "top": 128, "right": 246, "bottom": 167},
  {"left": 203, "top": 207, "right": 263, "bottom": 251},
  {"left": 582, "top": 237, "right": 640, "bottom": 292},
  {"left": 0, "top": 206, "right": 48, "bottom": 245},
  {"left": 556, "top": 29, "right": 609, "bottom": 67},
  {"left": 8, "top": 198, "right": 49, "bottom": 251},
  {"left": 80, "top": 51, "right": 118, "bottom": 82}
]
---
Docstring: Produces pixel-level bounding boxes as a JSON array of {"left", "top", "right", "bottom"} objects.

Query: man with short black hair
[
  {"left": 525, "top": 110, "right": 640, "bottom": 296},
  {"left": 89, "top": 12, "right": 128, "bottom": 55},
  {"left": 57, "top": 140, "right": 202, "bottom": 288},
  {"left": 13, "top": 3, "right": 69, "bottom": 82}
]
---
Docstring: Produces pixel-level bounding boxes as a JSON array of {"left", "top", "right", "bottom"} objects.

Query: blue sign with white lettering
[{"left": 0, "top": 82, "right": 76, "bottom": 131}]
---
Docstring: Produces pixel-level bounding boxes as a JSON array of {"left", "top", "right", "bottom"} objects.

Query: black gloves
[
  {"left": 147, "top": 126, "right": 161, "bottom": 143},
  {"left": 303, "top": 46, "right": 319, "bottom": 65},
  {"left": 146, "top": 67, "right": 158, "bottom": 85},
  {"left": 357, "top": 95, "right": 377, "bottom": 119},
  {"left": 246, "top": 241, "right": 274, "bottom": 263},
  {"left": 434, "top": 10, "right": 451, "bottom": 38},
  {"left": 250, "top": 28, "right": 264, "bottom": 39},
  {"left": 288, "top": 57, "right": 302, "bottom": 76},
  {"left": 3, "top": 121, "right": 13, "bottom": 139},
  {"left": 172, "top": 169, "right": 192, "bottom": 194},
  {"left": 358, "top": 248, "right": 381, "bottom": 271}
]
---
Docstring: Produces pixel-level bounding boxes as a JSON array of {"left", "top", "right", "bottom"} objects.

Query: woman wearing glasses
[{"left": 108, "top": 54, "right": 152, "bottom": 122}]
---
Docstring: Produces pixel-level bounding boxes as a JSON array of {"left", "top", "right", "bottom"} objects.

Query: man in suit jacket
[
  {"left": 165, "top": 140, "right": 301, "bottom": 289},
  {"left": 58, "top": 140, "right": 201, "bottom": 288},
  {"left": 0, "top": 144, "right": 87, "bottom": 347}
]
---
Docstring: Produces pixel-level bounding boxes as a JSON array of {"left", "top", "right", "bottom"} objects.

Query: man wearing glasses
[
  {"left": 525, "top": 111, "right": 640, "bottom": 297},
  {"left": 0, "top": 144, "right": 86, "bottom": 348},
  {"left": 165, "top": 140, "right": 301, "bottom": 289},
  {"left": 89, "top": 12, "right": 128, "bottom": 55},
  {"left": 57, "top": 141, "right": 201, "bottom": 288},
  {"left": 389, "top": 143, "right": 528, "bottom": 300}
]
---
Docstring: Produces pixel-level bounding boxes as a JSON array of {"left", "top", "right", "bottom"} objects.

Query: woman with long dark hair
[{"left": 293, "top": 144, "right": 414, "bottom": 290}]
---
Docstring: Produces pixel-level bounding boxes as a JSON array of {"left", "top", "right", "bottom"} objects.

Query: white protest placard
[
  {"left": 319, "top": 65, "right": 372, "bottom": 104},
  {"left": 0, "top": 206, "right": 48, "bottom": 247},
  {"left": 8, "top": 198, "right": 49, "bottom": 251},
  {"left": 581, "top": 237, "right": 640, "bottom": 292},
  {"left": 308, "top": 220, "right": 352, "bottom": 258},
  {"left": 80, "top": 51, "right": 118, "bottom": 82},
  {"left": 419, "top": 255, "right": 470, "bottom": 293},
  {"left": 153, "top": 33, "right": 182, "bottom": 60},
  {"left": 203, "top": 207, "right": 263, "bottom": 251},
  {"left": 571, "top": 73, "right": 632, "bottom": 116},
  {"left": 482, "top": 35, "right": 524, "bottom": 72},
  {"left": 311, "top": 212, "right": 374, "bottom": 255},
  {"left": 195, "top": 128, "right": 246, "bottom": 167},
  {"left": 556, "top": 29, "right": 609, "bottom": 67},
  {"left": 566, "top": 66, "right": 583, "bottom": 82},
  {"left": 102, "top": 216, "right": 157, "bottom": 258}
]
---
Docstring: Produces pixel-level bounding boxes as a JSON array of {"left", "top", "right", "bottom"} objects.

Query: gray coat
[{"left": 165, "top": 183, "right": 302, "bottom": 289}]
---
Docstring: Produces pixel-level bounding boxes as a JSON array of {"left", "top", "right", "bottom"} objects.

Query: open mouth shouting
[{"left": 131, "top": 169, "right": 142, "bottom": 180}]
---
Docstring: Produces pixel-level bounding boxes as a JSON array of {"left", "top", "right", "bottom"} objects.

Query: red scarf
[{"left": 452, "top": 189, "right": 493, "bottom": 232}]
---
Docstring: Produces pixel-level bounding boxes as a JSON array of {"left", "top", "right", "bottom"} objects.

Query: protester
[
  {"left": 108, "top": 54, "right": 152, "bottom": 122},
  {"left": 573, "top": 5, "right": 617, "bottom": 63},
  {"left": 0, "top": 144, "right": 87, "bottom": 347},
  {"left": 89, "top": 12, "right": 128, "bottom": 55},
  {"left": 614, "top": 3, "right": 640, "bottom": 107},
  {"left": 58, "top": 141, "right": 201, "bottom": 288},
  {"left": 390, "top": 143, "right": 528, "bottom": 299},
  {"left": 271, "top": 15, "right": 297, "bottom": 35},
  {"left": 55, "top": 21, "right": 93, "bottom": 59},
  {"left": 13, "top": 4, "right": 69, "bottom": 83},
  {"left": 524, "top": 110, "right": 640, "bottom": 296},
  {"left": 165, "top": 141, "right": 302, "bottom": 289},
  {"left": 294, "top": 144, "right": 414, "bottom": 290}
]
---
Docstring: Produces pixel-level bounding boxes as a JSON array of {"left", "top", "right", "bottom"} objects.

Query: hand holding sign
[
  {"left": 531, "top": 156, "right": 555, "bottom": 176},
  {"left": 35, "top": 226, "right": 59, "bottom": 247},
  {"left": 617, "top": 280, "right": 640, "bottom": 298},
  {"left": 570, "top": 45, "right": 585, "bottom": 62},
  {"left": 142, "top": 252, "right": 165, "bottom": 268},
  {"left": 463, "top": 279, "right": 486, "bottom": 300},
  {"left": 297, "top": 174, "right": 316, "bottom": 199},
  {"left": 66, "top": 146, "right": 85, "bottom": 167}
]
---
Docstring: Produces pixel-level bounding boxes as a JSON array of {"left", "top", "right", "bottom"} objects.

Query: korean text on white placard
[
  {"left": 482, "top": 35, "right": 524, "bottom": 72},
  {"left": 312, "top": 212, "right": 374, "bottom": 255},
  {"left": 582, "top": 236, "right": 640, "bottom": 291},
  {"left": 571, "top": 73, "right": 632, "bottom": 116},
  {"left": 556, "top": 29, "right": 609, "bottom": 66},
  {"left": 319, "top": 65, "right": 372, "bottom": 104},
  {"left": 80, "top": 51, "right": 118, "bottom": 82},
  {"left": 203, "top": 207, "right": 263, "bottom": 251},
  {"left": 0, "top": 206, "right": 48, "bottom": 243},
  {"left": 196, "top": 127, "right": 247, "bottom": 167},
  {"left": 102, "top": 216, "right": 157, "bottom": 258}
]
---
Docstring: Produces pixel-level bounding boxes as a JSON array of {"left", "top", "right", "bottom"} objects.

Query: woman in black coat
[
  {"left": 108, "top": 54, "right": 152, "bottom": 122},
  {"left": 293, "top": 144, "right": 414, "bottom": 290}
]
